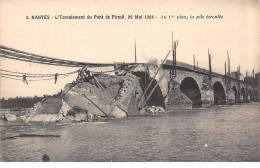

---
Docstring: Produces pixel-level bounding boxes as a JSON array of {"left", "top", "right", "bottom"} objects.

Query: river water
[{"left": 0, "top": 103, "right": 259, "bottom": 162}]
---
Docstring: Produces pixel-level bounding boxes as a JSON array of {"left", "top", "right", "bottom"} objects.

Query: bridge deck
[{"left": 162, "top": 60, "right": 251, "bottom": 85}]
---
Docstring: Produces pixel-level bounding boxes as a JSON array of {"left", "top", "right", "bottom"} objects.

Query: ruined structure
[
  {"left": 1, "top": 45, "right": 259, "bottom": 123},
  {"left": 11, "top": 60, "right": 260, "bottom": 123}
]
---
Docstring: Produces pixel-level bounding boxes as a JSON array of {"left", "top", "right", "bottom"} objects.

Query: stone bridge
[{"left": 133, "top": 60, "right": 259, "bottom": 110}]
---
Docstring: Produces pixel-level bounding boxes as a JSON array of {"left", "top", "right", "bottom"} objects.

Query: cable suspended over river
[
  {"left": 0, "top": 69, "right": 78, "bottom": 78},
  {"left": 0, "top": 64, "right": 129, "bottom": 83},
  {"left": 0, "top": 45, "right": 136, "bottom": 67},
  {"left": 0, "top": 45, "right": 140, "bottom": 83},
  {"left": 0, "top": 69, "right": 78, "bottom": 82}
]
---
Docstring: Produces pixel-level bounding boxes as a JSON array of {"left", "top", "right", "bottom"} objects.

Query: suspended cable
[
  {"left": 0, "top": 45, "right": 136, "bottom": 67},
  {"left": 0, "top": 75, "right": 21, "bottom": 81},
  {"left": 0, "top": 72, "right": 76, "bottom": 82},
  {"left": 0, "top": 69, "right": 78, "bottom": 78}
]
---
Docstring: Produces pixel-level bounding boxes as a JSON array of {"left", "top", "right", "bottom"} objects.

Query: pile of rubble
[
  {"left": 146, "top": 106, "right": 165, "bottom": 114},
  {"left": 138, "top": 106, "right": 166, "bottom": 115},
  {"left": 2, "top": 70, "right": 147, "bottom": 123},
  {"left": 1, "top": 64, "right": 176, "bottom": 123}
]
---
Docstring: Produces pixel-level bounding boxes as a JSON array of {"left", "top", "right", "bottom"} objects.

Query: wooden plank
[
  {"left": 82, "top": 94, "right": 109, "bottom": 117},
  {"left": 93, "top": 76, "right": 105, "bottom": 91}
]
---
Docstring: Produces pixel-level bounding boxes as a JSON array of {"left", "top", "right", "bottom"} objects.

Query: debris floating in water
[
  {"left": 42, "top": 154, "right": 50, "bottom": 162},
  {"left": 1, "top": 133, "right": 61, "bottom": 140}
]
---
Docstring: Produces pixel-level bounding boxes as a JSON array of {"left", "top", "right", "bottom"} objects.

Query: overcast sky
[{"left": 0, "top": 0, "right": 259, "bottom": 98}]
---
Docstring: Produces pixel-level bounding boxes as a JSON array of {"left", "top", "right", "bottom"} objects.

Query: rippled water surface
[{"left": 0, "top": 103, "right": 260, "bottom": 162}]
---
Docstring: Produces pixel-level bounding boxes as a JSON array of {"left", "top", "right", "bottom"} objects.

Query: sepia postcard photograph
[{"left": 0, "top": 0, "right": 260, "bottom": 165}]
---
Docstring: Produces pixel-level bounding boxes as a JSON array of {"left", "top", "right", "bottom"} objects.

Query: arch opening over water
[
  {"left": 241, "top": 87, "right": 247, "bottom": 102},
  {"left": 213, "top": 82, "right": 226, "bottom": 105},
  {"left": 133, "top": 71, "right": 165, "bottom": 107},
  {"left": 253, "top": 90, "right": 259, "bottom": 101},
  {"left": 180, "top": 77, "right": 202, "bottom": 108},
  {"left": 232, "top": 86, "right": 238, "bottom": 103}
]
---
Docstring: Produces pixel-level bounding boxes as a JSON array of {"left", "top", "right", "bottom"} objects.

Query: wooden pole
[
  {"left": 59, "top": 82, "right": 79, "bottom": 99},
  {"left": 208, "top": 49, "right": 212, "bottom": 80},
  {"left": 227, "top": 51, "right": 230, "bottom": 76},
  {"left": 172, "top": 31, "right": 174, "bottom": 63},
  {"left": 172, "top": 31, "right": 174, "bottom": 78},
  {"left": 135, "top": 39, "right": 137, "bottom": 63},
  {"left": 144, "top": 65, "right": 147, "bottom": 89},
  {"left": 225, "top": 61, "right": 227, "bottom": 84},
  {"left": 174, "top": 41, "right": 177, "bottom": 76},
  {"left": 193, "top": 55, "right": 196, "bottom": 70},
  {"left": 171, "top": 31, "right": 177, "bottom": 78},
  {"left": 93, "top": 76, "right": 105, "bottom": 91},
  {"left": 82, "top": 94, "right": 109, "bottom": 117},
  {"left": 252, "top": 69, "right": 255, "bottom": 86}
]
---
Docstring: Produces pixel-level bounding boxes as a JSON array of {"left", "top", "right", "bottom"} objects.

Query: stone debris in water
[
  {"left": 3, "top": 114, "right": 17, "bottom": 121},
  {"left": 146, "top": 106, "right": 165, "bottom": 114},
  {"left": 5, "top": 68, "right": 148, "bottom": 123}
]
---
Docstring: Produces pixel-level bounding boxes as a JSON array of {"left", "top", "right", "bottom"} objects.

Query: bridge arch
[
  {"left": 241, "top": 87, "right": 247, "bottom": 102},
  {"left": 213, "top": 81, "right": 226, "bottom": 105},
  {"left": 232, "top": 86, "right": 238, "bottom": 103},
  {"left": 133, "top": 71, "right": 165, "bottom": 107},
  {"left": 180, "top": 77, "right": 202, "bottom": 108}
]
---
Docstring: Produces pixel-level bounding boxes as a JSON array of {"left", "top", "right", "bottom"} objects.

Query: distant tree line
[{"left": 0, "top": 90, "right": 62, "bottom": 110}]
